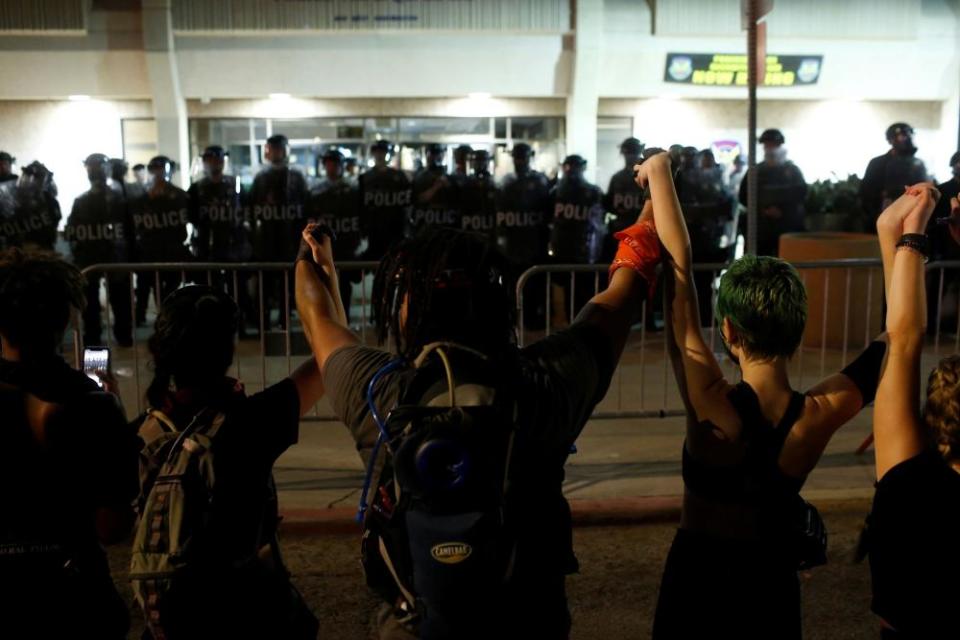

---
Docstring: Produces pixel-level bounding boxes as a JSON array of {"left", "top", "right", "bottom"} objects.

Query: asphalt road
[{"left": 109, "top": 498, "right": 878, "bottom": 639}]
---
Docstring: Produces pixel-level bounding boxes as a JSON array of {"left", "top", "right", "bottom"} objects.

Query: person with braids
[
  {"left": 132, "top": 284, "right": 325, "bottom": 639},
  {"left": 866, "top": 186, "right": 960, "bottom": 638},
  {"left": 295, "top": 200, "right": 659, "bottom": 638},
  {"left": 642, "top": 149, "right": 889, "bottom": 639},
  {"left": 0, "top": 249, "right": 138, "bottom": 638}
]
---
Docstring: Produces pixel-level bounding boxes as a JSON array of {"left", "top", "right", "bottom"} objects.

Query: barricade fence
[{"left": 73, "top": 259, "right": 960, "bottom": 422}]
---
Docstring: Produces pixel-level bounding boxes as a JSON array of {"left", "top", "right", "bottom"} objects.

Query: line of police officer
[{"left": 14, "top": 125, "right": 934, "bottom": 346}]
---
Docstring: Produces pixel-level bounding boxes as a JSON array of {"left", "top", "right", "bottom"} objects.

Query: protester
[
  {"left": 294, "top": 178, "right": 658, "bottom": 637},
  {"left": 642, "top": 149, "right": 887, "bottom": 638},
  {"left": 0, "top": 249, "right": 138, "bottom": 638},
  {"left": 130, "top": 284, "right": 325, "bottom": 639},
  {"left": 866, "top": 183, "right": 960, "bottom": 638}
]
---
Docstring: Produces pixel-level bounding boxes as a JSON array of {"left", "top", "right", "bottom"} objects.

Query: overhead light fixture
[
  {"left": 68, "top": 94, "right": 91, "bottom": 101},
  {"left": 468, "top": 92, "right": 492, "bottom": 99},
  {"left": 269, "top": 93, "right": 291, "bottom": 99}
]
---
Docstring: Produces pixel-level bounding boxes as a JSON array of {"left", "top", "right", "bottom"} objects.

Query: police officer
[
  {"left": 0, "top": 151, "right": 17, "bottom": 185},
  {"left": 65, "top": 153, "right": 135, "bottom": 347},
  {"left": 6, "top": 161, "right": 61, "bottom": 252},
  {"left": 131, "top": 155, "right": 191, "bottom": 325},
  {"left": 450, "top": 144, "right": 472, "bottom": 190},
  {"left": 109, "top": 157, "right": 144, "bottom": 201},
  {"left": 189, "top": 145, "right": 256, "bottom": 335},
  {"left": 410, "top": 142, "right": 460, "bottom": 231},
  {"left": 603, "top": 137, "right": 645, "bottom": 261},
  {"left": 496, "top": 142, "right": 552, "bottom": 328},
  {"left": 549, "top": 155, "right": 605, "bottom": 327},
  {"left": 860, "top": 122, "right": 929, "bottom": 230},
  {"left": 686, "top": 149, "right": 733, "bottom": 324},
  {"left": 358, "top": 139, "right": 411, "bottom": 260},
  {"left": 308, "top": 148, "right": 362, "bottom": 320},
  {"left": 248, "top": 134, "right": 309, "bottom": 329},
  {"left": 738, "top": 129, "right": 807, "bottom": 256},
  {"left": 190, "top": 146, "right": 248, "bottom": 262},
  {"left": 458, "top": 149, "right": 497, "bottom": 240}
]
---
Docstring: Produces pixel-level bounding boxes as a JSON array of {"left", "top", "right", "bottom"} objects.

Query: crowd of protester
[{"left": 2, "top": 124, "right": 960, "bottom": 639}]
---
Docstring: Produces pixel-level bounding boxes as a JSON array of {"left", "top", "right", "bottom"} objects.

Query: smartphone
[{"left": 83, "top": 346, "right": 111, "bottom": 389}]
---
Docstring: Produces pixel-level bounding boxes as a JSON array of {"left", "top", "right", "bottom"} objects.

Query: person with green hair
[{"left": 635, "top": 150, "right": 889, "bottom": 638}]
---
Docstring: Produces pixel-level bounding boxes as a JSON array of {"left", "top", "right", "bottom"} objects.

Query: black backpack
[{"left": 359, "top": 343, "right": 520, "bottom": 639}]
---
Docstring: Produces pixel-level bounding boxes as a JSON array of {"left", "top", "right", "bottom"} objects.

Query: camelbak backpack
[{"left": 360, "top": 343, "right": 521, "bottom": 639}]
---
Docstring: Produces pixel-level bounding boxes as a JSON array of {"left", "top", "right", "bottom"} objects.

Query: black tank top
[{"left": 682, "top": 382, "right": 807, "bottom": 504}]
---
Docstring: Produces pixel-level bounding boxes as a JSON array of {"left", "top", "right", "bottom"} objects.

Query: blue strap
[{"left": 356, "top": 357, "right": 406, "bottom": 523}]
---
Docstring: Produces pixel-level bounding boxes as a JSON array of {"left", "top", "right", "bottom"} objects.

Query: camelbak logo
[{"left": 431, "top": 542, "right": 472, "bottom": 564}]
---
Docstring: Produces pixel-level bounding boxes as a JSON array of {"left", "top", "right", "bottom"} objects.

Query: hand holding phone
[{"left": 83, "top": 347, "right": 111, "bottom": 389}]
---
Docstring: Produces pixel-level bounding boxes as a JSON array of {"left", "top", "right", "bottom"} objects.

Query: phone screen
[{"left": 83, "top": 347, "right": 110, "bottom": 388}]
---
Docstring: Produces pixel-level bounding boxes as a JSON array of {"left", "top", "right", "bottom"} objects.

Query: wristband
[
  {"left": 895, "top": 233, "right": 929, "bottom": 263},
  {"left": 609, "top": 220, "right": 660, "bottom": 300}
]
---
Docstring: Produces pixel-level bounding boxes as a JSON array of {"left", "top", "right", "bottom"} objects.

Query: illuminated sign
[{"left": 664, "top": 54, "right": 823, "bottom": 87}]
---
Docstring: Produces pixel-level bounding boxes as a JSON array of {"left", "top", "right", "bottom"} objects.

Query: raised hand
[{"left": 901, "top": 182, "right": 940, "bottom": 234}]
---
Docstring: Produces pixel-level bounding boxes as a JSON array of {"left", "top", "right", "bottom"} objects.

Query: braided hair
[
  {"left": 924, "top": 355, "right": 960, "bottom": 462},
  {"left": 146, "top": 285, "right": 239, "bottom": 408},
  {"left": 0, "top": 248, "right": 85, "bottom": 354},
  {"left": 371, "top": 227, "right": 515, "bottom": 359}
]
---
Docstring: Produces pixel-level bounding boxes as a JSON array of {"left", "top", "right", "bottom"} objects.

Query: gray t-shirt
[{"left": 323, "top": 321, "right": 615, "bottom": 578}]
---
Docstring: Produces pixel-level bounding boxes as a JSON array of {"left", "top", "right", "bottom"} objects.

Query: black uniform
[
  {"left": 410, "top": 166, "right": 460, "bottom": 232},
  {"left": 247, "top": 165, "right": 309, "bottom": 329},
  {"left": 66, "top": 184, "right": 135, "bottom": 346},
  {"left": 497, "top": 170, "right": 552, "bottom": 329},
  {"left": 738, "top": 162, "right": 807, "bottom": 256},
  {"left": 550, "top": 176, "right": 605, "bottom": 320},
  {"left": 495, "top": 171, "right": 552, "bottom": 267},
  {"left": 603, "top": 167, "right": 645, "bottom": 261},
  {"left": 131, "top": 183, "right": 191, "bottom": 323},
  {"left": 5, "top": 187, "right": 61, "bottom": 251},
  {"left": 308, "top": 177, "right": 362, "bottom": 318},
  {"left": 860, "top": 151, "right": 928, "bottom": 231},
  {"left": 681, "top": 166, "right": 733, "bottom": 324},
  {"left": 458, "top": 171, "right": 498, "bottom": 240},
  {"left": 358, "top": 166, "right": 411, "bottom": 260},
  {"left": 247, "top": 165, "right": 309, "bottom": 263},
  {"left": 189, "top": 175, "right": 249, "bottom": 262}
]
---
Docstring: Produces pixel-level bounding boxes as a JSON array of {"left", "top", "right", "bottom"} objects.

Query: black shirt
[
  {"left": 189, "top": 175, "right": 249, "bottom": 261},
  {"left": 868, "top": 450, "right": 960, "bottom": 636},
  {"left": 139, "top": 378, "right": 301, "bottom": 563},
  {"left": 860, "top": 152, "right": 928, "bottom": 226},
  {"left": 247, "top": 166, "right": 310, "bottom": 261},
  {"left": 0, "top": 356, "right": 139, "bottom": 625},
  {"left": 410, "top": 167, "right": 460, "bottom": 231},
  {"left": 323, "top": 323, "right": 615, "bottom": 582},
  {"left": 549, "top": 176, "right": 605, "bottom": 264}
]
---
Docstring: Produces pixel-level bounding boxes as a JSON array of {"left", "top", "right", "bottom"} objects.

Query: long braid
[{"left": 371, "top": 227, "right": 515, "bottom": 358}]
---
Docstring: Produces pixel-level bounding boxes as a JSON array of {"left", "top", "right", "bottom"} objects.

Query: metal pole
[{"left": 746, "top": 0, "right": 759, "bottom": 256}]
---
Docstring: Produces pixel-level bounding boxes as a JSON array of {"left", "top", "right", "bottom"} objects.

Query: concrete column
[
  {"left": 566, "top": 0, "right": 603, "bottom": 183},
  {"left": 142, "top": 0, "right": 189, "bottom": 188}
]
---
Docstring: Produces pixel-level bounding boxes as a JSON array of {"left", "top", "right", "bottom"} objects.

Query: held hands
[
  {"left": 300, "top": 221, "right": 335, "bottom": 268},
  {"left": 876, "top": 182, "right": 940, "bottom": 237},
  {"left": 632, "top": 151, "right": 671, "bottom": 190},
  {"left": 901, "top": 183, "right": 940, "bottom": 234}
]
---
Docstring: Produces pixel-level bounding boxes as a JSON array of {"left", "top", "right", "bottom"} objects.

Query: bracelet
[{"left": 895, "top": 233, "right": 929, "bottom": 263}]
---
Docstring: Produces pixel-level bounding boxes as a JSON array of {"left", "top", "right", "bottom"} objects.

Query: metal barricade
[
  {"left": 516, "top": 259, "right": 960, "bottom": 420},
  {"left": 73, "top": 261, "right": 379, "bottom": 420},
  {"left": 73, "top": 257, "right": 960, "bottom": 424}
]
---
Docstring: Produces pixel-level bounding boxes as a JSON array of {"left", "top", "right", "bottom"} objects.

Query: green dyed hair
[{"left": 716, "top": 255, "right": 807, "bottom": 360}]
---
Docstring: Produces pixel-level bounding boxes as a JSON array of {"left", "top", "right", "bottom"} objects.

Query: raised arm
[
  {"left": 874, "top": 184, "right": 939, "bottom": 480},
  {"left": 636, "top": 154, "right": 737, "bottom": 435},
  {"left": 295, "top": 223, "right": 359, "bottom": 383},
  {"left": 573, "top": 199, "right": 654, "bottom": 362}
]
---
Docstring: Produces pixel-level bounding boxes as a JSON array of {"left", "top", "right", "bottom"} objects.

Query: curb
[{"left": 278, "top": 496, "right": 684, "bottom": 536}]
